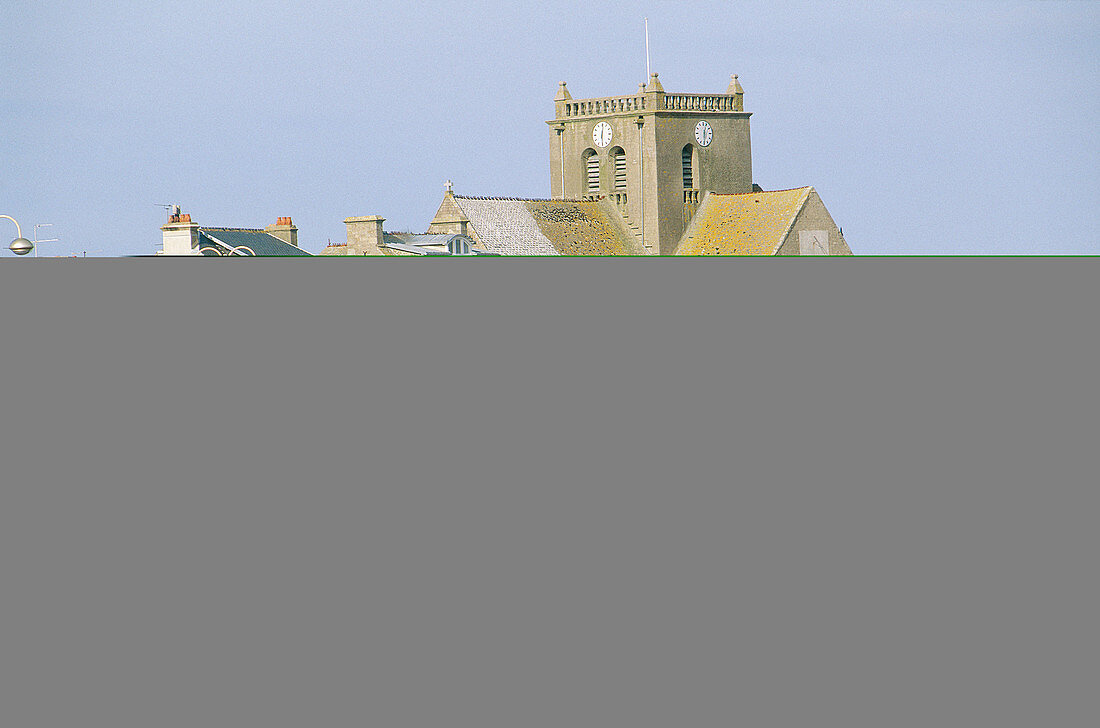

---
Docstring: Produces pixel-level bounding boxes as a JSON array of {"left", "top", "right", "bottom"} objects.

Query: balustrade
[
  {"left": 564, "top": 95, "right": 648, "bottom": 118},
  {"left": 664, "top": 95, "right": 734, "bottom": 111},
  {"left": 561, "top": 92, "right": 741, "bottom": 118}
]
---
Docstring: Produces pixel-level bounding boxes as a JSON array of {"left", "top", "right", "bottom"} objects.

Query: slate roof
[
  {"left": 450, "top": 198, "right": 560, "bottom": 255},
  {"left": 451, "top": 196, "right": 643, "bottom": 255},
  {"left": 675, "top": 188, "right": 813, "bottom": 255},
  {"left": 199, "top": 228, "right": 311, "bottom": 256}
]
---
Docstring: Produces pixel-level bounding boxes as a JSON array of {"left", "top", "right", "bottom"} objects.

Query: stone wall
[{"left": 776, "top": 190, "right": 852, "bottom": 256}]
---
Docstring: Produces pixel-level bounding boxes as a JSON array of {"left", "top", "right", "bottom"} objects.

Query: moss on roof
[
  {"left": 676, "top": 187, "right": 812, "bottom": 255},
  {"left": 527, "top": 200, "right": 639, "bottom": 255}
]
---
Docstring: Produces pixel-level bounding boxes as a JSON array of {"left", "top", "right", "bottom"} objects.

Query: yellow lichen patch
[
  {"left": 677, "top": 188, "right": 811, "bottom": 255},
  {"left": 527, "top": 201, "right": 636, "bottom": 255}
]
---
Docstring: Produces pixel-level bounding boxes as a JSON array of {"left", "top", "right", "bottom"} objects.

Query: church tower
[{"left": 548, "top": 73, "right": 752, "bottom": 254}]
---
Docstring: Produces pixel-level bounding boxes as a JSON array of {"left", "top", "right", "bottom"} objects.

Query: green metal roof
[{"left": 199, "top": 229, "right": 312, "bottom": 256}]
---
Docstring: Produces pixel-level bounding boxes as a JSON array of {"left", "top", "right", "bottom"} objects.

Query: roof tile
[
  {"left": 199, "top": 228, "right": 311, "bottom": 256},
  {"left": 452, "top": 196, "right": 640, "bottom": 255},
  {"left": 676, "top": 188, "right": 811, "bottom": 255}
]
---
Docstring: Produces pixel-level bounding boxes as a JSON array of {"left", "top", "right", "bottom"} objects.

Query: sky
[{"left": 1, "top": 0, "right": 1097, "bottom": 256}]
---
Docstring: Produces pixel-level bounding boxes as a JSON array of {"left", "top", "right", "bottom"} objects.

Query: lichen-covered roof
[
  {"left": 675, "top": 188, "right": 812, "bottom": 255},
  {"left": 527, "top": 200, "right": 642, "bottom": 255},
  {"left": 452, "top": 196, "right": 642, "bottom": 255},
  {"left": 199, "top": 228, "right": 312, "bottom": 256}
]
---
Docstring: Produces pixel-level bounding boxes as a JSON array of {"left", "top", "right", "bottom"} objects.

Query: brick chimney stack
[
  {"left": 160, "top": 209, "right": 201, "bottom": 255},
  {"left": 265, "top": 216, "right": 299, "bottom": 248}
]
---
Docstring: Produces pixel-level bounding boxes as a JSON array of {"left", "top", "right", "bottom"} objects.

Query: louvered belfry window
[
  {"left": 586, "top": 153, "right": 600, "bottom": 193},
  {"left": 612, "top": 148, "right": 626, "bottom": 190},
  {"left": 682, "top": 145, "right": 694, "bottom": 189}
]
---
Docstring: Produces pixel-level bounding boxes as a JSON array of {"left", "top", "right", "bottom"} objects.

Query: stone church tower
[{"left": 548, "top": 73, "right": 752, "bottom": 254}]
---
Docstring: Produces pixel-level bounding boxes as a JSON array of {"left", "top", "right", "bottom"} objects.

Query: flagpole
[{"left": 645, "top": 17, "right": 651, "bottom": 79}]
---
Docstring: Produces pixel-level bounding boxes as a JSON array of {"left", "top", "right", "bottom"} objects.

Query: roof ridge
[
  {"left": 774, "top": 187, "right": 813, "bottom": 254},
  {"left": 454, "top": 195, "right": 596, "bottom": 203},
  {"left": 710, "top": 186, "right": 813, "bottom": 197}
]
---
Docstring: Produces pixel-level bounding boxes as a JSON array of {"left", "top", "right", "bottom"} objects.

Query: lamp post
[{"left": 3, "top": 214, "right": 34, "bottom": 256}]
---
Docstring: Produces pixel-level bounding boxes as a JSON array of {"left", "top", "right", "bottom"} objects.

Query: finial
[
  {"left": 645, "top": 72, "right": 664, "bottom": 93},
  {"left": 444, "top": 180, "right": 453, "bottom": 194},
  {"left": 555, "top": 81, "right": 572, "bottom": 101},
  {"left": 726, "top": 74, "right": 744, "bottom": 95}
]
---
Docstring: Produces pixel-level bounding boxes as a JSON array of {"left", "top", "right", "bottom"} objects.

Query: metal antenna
[
  {"left": 156, "top": 203, "right": 181, "bottom": 221},
  {"left": 645, "top": 17, "right": 651, "bottom": 79},
  {"left": 32, "top": 223, "right": 59, "bottom": 258}
]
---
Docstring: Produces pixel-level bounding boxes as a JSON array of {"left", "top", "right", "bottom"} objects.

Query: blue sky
[{"left": 2, "top": 1, "right": 1097, "bottom": 256}]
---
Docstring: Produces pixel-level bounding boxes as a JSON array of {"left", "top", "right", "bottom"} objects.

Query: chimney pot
[
  {"left": 180, "top": 214, "right": 191, "bottom": 223},
  {"left": 265, "top": 216, "right": 299, "bottom": 247}
]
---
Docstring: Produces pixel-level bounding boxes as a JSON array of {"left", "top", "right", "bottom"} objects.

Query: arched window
[
  {"left": 610, "top": 147, "right": 627, "bottom": 190},
  {"left": 682, "top": 144, "right": 696, "bottom": 189},
  {"left": 583, "top": 149, "right": 600, "bottom": 194}
]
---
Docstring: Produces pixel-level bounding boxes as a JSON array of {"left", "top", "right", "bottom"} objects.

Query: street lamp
[{"left": 3, "top": 214, "right": 34, "bottom": 256}]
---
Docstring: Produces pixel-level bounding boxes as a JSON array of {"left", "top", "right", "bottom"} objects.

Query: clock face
[
  {"left": 593, "top": 121, "right": 613, "bottom": 148},
  {"left": 695, "top": 120, "right": 713, "bottom": 147}
]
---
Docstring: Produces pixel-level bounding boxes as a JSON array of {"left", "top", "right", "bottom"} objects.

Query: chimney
[
  {"left": 160, "top": 209, "right": 201, "bottom": 255},
  {"left": 265, "top": 216, "right": 299, "bottom": 247},
  {"left": 343, "top": 215, "right": 386, "bottom": 255}
]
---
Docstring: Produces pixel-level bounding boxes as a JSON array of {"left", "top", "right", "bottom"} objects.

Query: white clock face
[
  {"left": 695, "top": 120, "right": 713, "bottom": 147},
  {"left": 593, "top": 121, "right": 613, "bottom": 148}
]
